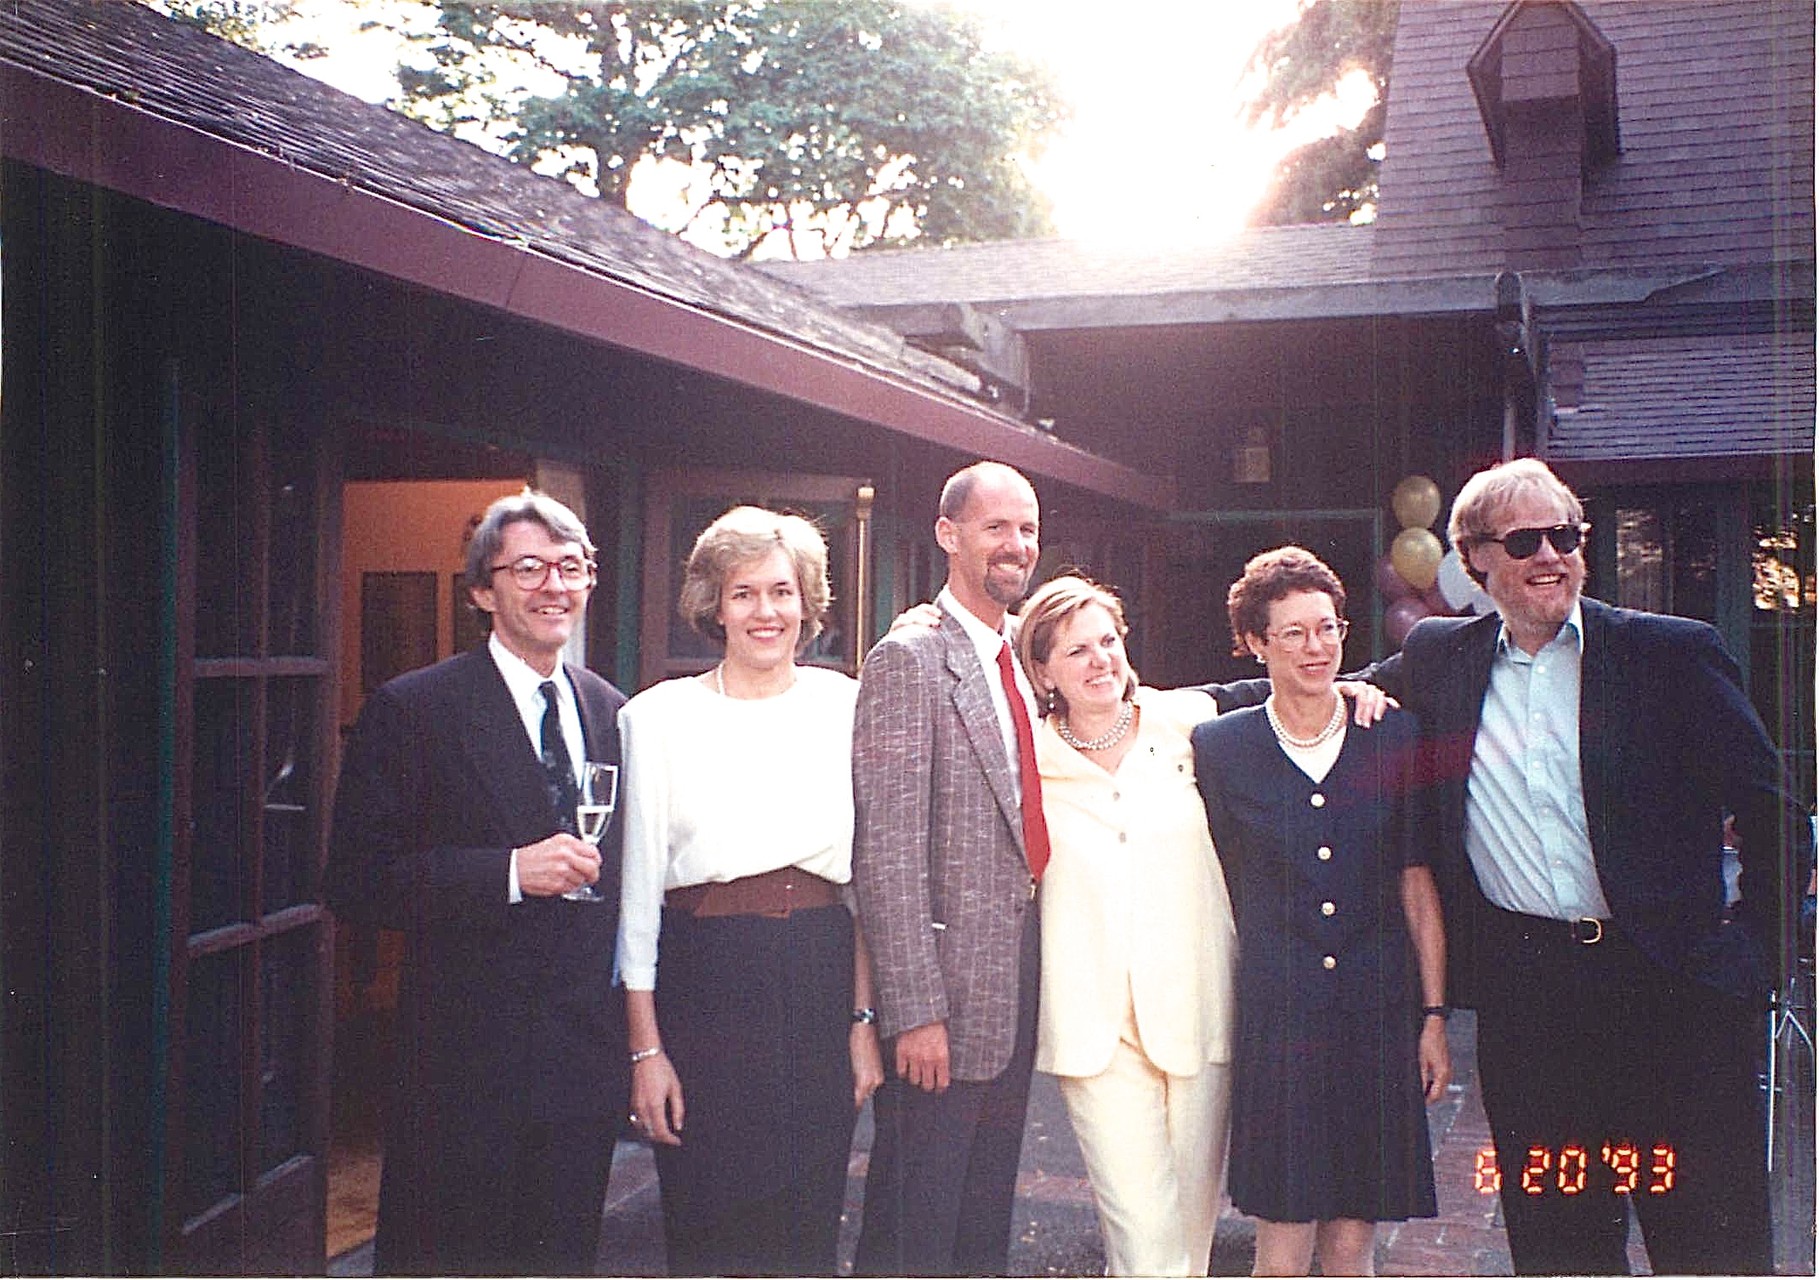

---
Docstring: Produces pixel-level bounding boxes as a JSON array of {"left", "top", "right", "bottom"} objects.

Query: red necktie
[{"left": 997, "top": 640, "right": 1050, "bottom": 879}]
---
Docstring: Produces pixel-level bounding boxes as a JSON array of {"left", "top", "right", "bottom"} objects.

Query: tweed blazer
[{"left": 851, "top": 604, "right": 1039, "bottom": 1082}]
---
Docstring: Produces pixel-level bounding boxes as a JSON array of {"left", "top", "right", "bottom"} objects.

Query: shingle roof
[
  {"left": 0, "top": 0, "right": 975, "bottom": 399},
  {"left": 1544, "top": 332, "right": 1816, "bottom": 460},
  {"left": 762, "top": 223, "right": 1377, "bottom": 308},
  {"left": 1372, "top": 0, "right": 1816, "bottom": 279}
]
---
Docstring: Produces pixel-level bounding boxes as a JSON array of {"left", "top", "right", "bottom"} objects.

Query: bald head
[{"left": 935, "top": 461, "right": 1040, "bottom": 625}]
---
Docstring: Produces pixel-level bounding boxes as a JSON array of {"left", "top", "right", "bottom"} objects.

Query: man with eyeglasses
[
  {"left": 329, "top": 489, "right": 630, "bottom": 1275},
  {"left": 1361, "top": 458, "right": 1807, "bottom": 1274}
]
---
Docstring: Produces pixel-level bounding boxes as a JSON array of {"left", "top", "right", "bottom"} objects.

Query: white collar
[
  {"left": 938, "top": 585, "right": 1013, "bottom": 660},
  {"left": 489, "top": 631, "right": 570, "bottom": 698}
]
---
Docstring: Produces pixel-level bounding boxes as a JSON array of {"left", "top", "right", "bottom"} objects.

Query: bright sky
[{"left": 268, "top": 0, "right": 1375, "bottom": 251}]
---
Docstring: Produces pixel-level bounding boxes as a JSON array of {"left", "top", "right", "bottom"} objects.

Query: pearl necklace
[
  {"left": 1265, "top": 693, "right": 1345, "bottom": 750},
  {"left": 1056, "top": 700, "right": 1135, "bottom": 752}
]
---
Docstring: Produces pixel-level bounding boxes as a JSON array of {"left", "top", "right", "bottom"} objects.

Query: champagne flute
[{"left": 564, "top": 761, "right": 618, "bottom": 902}]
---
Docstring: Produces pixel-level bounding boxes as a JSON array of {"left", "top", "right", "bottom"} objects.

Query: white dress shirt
[
  {"left": 938, "top": 586, "right": 1038, "bottom": 800},
  {"left": 489, "top": 632, "right": 585, "bottom": 903}
]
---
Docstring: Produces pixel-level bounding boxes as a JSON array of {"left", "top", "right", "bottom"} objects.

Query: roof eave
[{"left": 0, "top": 60, "right": 1173, "bottom": 512}]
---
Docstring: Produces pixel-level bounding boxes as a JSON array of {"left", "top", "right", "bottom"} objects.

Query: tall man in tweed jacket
[{"left": 852, "top": 461, "right": 1046, "bottom": 1276}]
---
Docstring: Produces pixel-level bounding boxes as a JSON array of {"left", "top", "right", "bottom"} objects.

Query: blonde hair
[
  {"left": 1447, "top": 458, "right": 1584, "bottom": 554},
  {"left": 1015, "top": 575, "right": 1137, "bottom": 718},
  {"left": 677, "top": 506, "right": 832, "bottom": 651}
]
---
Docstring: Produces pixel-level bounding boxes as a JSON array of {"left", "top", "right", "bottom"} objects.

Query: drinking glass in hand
[{"left": 564, "top": 762, "right": 618, "bottom": 902}]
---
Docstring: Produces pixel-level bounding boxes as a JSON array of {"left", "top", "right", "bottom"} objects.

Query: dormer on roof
[
  {"left": 1467, "top": 0, "right": 1620, "bottom": 170},
  {"left": 1465, "top": 0, "right": 1621, "bottom": 271}
]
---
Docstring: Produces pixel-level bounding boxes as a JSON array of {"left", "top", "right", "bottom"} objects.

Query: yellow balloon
[
  {"left": 1390, "top": 527, "right": 1445, "bottom": 591},
  {"left": 1391, "top": 475, "right": 1443, "bottom": 530}
]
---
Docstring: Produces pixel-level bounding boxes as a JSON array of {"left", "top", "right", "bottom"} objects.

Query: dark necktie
[
  {"left": 539, "top": 680, "right": 579, "bottom": 835},
  {"left": 996, "top": 640, "right": 1050, "bottom": 879}
]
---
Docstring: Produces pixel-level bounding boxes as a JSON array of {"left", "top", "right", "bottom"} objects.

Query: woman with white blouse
[
  {"left": 1014, "top": 575, "right": 1238, "bottom": 1277},
  {"left": 616, "top": 506, "right": 883, "bottom": 1276}
]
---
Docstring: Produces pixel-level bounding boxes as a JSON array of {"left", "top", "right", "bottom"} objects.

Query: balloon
[
  {"left": 1375, "top": 552, "right": 1416, "bottom": 601},
  {"left": 1420, "top": 584, "right": 1451, "bottom": 615},
  {"left": 1391, "top": 475, "right": 1443, "bottom": 530},
  {"left": 1389, "top": 527, "right": 1444, "bottom": 592},
  {"left": 1436, "top": 548, "right": 1494, "bottom": 615},
  {"left": 1384, "top": 596, "right": 1432, "bottom": 648}
]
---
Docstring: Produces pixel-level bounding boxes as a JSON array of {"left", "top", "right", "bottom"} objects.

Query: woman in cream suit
[{"left": 1016, "top": 575, "right": 1237, "bottom": 1276}]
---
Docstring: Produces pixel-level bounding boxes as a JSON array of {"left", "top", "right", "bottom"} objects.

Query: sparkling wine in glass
[{"left": 564, "top": 761, "right": 618, "bottom": 902}]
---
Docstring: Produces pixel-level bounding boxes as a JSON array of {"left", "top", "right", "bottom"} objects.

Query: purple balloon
[
  {"left": 1375, "top": 552, "right": 1416, "bottom": 601},
  {"left": 1419, "top": 584, "right": 1451, "bottom": 615},
  {"left": 1384, "top": 597, "right": 1432, "bottom": 648}
]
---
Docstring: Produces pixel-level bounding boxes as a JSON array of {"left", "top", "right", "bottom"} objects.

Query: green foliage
[
  {"left": 142, "top": 0, "right": 320, "bottom": 57},
  {"left": 396, "top": 0, "right": 1064, "bottom": 258},
  {"left": 1242, "top": 0, "right": 1399, "bottom": 225}
]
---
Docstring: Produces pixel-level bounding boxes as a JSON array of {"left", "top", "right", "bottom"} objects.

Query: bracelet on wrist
[
  {"left": 1422, "top": 1005, "right": 1451, "bottom": 1022},
  {"left": 629, "top": 1045, "right": 664, "bottom": 1065},
  {"left": 851, "top": 1007, "right": 878, "bottom": 1026}
]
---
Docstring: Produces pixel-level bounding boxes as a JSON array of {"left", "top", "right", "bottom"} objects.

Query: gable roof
[
  {"left": 1373, "top": 0, "right": 1815, "bottom": 279},
  {"left": 0, "top": 0, "right": 1170, "bottom": 508}
]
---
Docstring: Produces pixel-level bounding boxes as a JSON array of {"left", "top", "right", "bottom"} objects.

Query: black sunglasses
[{"left": 1478, "top": 522, "right": 1589, "bottom": 559}]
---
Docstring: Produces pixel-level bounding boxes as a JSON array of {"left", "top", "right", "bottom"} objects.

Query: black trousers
[
  {"left": 1473, "top": 906, "right": 1770, "bottom": 1275},
  {"left": 651, "top": 903, "right": 857, "bottom": 1277},
  {"left": 373, "top": 1111, "right": 614, "bottom": 1276},
  {"left": 855, "top": 909, "right": 1040, "bottom": 1278}
]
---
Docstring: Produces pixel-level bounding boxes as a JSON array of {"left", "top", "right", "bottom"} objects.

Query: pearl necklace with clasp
[
  {"left": 1056, "top": 699, "right": 1135, "bottom": 752},
  {"left": 1264, "top": 692, "right": 1345, "bottom": 750}
]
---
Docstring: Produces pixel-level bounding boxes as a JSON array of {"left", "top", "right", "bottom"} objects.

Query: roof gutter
[{"left": 0, "top": 61, "right": 1173, "bottom": 511}]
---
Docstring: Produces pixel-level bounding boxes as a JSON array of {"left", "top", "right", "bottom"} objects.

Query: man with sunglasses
[
  {"left": 1363, "top": 458, "right": 1807, "bottom": 1274},
  {"left": 329, "top": 489, "right": 630, "bottom": 1274}
]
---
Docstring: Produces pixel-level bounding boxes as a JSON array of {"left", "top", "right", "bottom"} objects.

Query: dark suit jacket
[
  {"left": 327, "top": 647, "right": 630, "bottom": 1266},
  {"left": 1374, "top": 599, "right": 1806, "bottom": 1006},
  {"left": 852, "top": 605, "right": 1038, "bottom": 1081},
  {"left": 1205, "top": 599, "right": 1808, "bottom": 1006}
]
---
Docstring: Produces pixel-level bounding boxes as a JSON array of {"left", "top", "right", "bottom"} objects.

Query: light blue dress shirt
[{"left": 1462, "top": 603, "right": 1612, "bottom": 920}]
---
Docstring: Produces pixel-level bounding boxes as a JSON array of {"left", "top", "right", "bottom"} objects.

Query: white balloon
[{"left": 1437, "top": 548, "right": 1494, "bottom": 615}]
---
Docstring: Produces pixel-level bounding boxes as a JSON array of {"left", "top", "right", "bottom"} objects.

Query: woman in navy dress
[{"left": 1191, "top": 547, "right": 1450, "bottom": 1277}]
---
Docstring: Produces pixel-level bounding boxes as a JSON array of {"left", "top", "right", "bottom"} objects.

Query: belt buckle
[{"left": 1571, "top": 917, "right": 1604, "bottom": 945}]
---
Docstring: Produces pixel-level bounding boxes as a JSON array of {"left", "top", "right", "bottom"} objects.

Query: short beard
[{"left": 984, "top": 567, "right": 1033, "bottom": 609}]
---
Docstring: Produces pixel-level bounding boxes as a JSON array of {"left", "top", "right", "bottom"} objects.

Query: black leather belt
[{"left": 1488, "top": 904, "right": 1614, "bottom": 947}]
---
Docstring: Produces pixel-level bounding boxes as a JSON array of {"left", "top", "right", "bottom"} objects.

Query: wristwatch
[{"left": 851, "top": 1007, "right": 878, "bottom": 1025}]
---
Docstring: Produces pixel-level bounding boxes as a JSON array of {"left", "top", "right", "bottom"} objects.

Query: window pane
[
  {"left": 1668, "top": 504, "right": 1718, "bottom": 623},
  {"left": 259, "top": 928, "right": 317, "bottom": 1174},
  {"left": 261, "top": 679, "right": 320, "bottom": 915},
  {"left": 182, "top": 950, "right": 243, "bottom": 1219},
  {"left": 195, "top": 423, "right": 259, "bottom": 659},
  {"left": 192, "top": 679, "right": 254, "bottom": 932},
  {"left": 268, "top": 433, "right": 320, "bottom": 658},
  {"left": 1616, "top": 508, "right": 1665, "bottom": 612}
]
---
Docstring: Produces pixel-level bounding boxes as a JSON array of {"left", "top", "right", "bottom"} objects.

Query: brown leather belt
[{"left": 664, "top": 865, "right": 841, "bottom": 919}]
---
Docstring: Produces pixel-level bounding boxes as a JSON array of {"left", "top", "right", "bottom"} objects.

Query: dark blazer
[
  {"left": 1193, "top": 706, "right": 1425, "bottom": 1018},
  {"left": 1368, "top": 599, "right": 1807, "bottom": 1006},
  {"left": 327, "top": 647, "right": 629, "bottom": 1270},
  {"left": 852, "top": 605, "right": 1038, "bottom": 1081}
]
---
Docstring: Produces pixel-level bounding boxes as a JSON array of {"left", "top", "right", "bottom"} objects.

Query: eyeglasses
[
  {"left": 489, "top": 555, "right": 597, "bottom": 590},
  {"left": 1477, "top": 522, "right": 1589, "bottom": 559},
  {"left": 1265, "top": 619, "right": 1350, "bottom": 648}
]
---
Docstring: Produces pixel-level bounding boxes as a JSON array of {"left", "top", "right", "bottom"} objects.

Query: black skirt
[{"left": 652, "top": 901, "right": 857, "bottom": 1276}]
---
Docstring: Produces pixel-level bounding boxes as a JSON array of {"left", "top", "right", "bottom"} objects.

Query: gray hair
[
  {"left": 464, "top": 489, "right": 595, "bottom": 593},
  {"left": 1447, "top": 458, "right": 1585, "bottom": 552}
]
